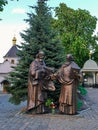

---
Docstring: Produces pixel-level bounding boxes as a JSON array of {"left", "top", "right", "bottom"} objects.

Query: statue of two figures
[{"left": 27, "top": 51, "right": 83, "bottom": 115}]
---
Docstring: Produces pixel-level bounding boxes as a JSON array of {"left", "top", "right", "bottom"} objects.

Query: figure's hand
[
  {"left": 50, "top": 73, "right": 57, "bottom": 80},
  {"left": 31, "top": 71, "right": 36, "bottom": 77},
  {"left": 79, "top": 74, "right": 83, "bottom": 82},
  {"left": 48, "top": 86, "right": 56, "bottom": 91}
]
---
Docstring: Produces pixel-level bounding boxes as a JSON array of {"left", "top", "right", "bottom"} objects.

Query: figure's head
[
  {"left": 36, "top": 50, "right": 45, "bottom": 61},
  {"left": 66, "top": 54, "right": 74, "bottom": 62}
]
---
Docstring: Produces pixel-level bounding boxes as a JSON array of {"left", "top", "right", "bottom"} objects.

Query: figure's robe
[
  {"left": 27, "top": 59, "right": 55, "bottom": 113},
  {"left": 57, "top": 61, "right": 82, "bottom": 115}
]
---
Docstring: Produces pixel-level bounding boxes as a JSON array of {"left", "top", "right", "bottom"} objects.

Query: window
[{"left": 11, "top": 59, "right": 14, "bottom": 64}]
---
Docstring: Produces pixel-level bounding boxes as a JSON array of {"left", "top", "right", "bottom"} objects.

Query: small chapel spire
[
  {"left": 12, "top": 36, "right": 17, "bottom": 45},
  {"left": 89, "top": 51, "right": 92, "bottom": 59}
]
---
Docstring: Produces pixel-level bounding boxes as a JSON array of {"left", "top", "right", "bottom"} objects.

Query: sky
[{"left": 0, "top": 0, "right": 98, "bottom": 62}]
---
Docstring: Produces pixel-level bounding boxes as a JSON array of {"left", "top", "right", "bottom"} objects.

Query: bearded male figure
[
  {"left": 27, "top": 51, "right": 55, "bottom": 114},
  {"left": 56, "top": 54, "right": 82, "bottom": 115}
]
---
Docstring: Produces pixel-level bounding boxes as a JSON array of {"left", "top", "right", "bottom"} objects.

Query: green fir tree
[{"left": 7, "top": 0, "right": 65, "bottom": 105}]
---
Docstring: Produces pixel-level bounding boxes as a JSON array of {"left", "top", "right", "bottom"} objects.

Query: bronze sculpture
[
  {"left": 27, "top": 50, "right": 55, "bottom": 114},
  {"left": 55, "top": 54, "right": 83, "bottom": 115}
]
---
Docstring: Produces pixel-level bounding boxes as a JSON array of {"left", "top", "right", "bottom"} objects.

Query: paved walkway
[{"left": 0, "top": 88, "right": 98, "bottom": 130}]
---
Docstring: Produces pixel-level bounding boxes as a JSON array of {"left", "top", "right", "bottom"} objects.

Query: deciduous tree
[{"left": 52, "top": 3, "right": 98, "bottom": 67}]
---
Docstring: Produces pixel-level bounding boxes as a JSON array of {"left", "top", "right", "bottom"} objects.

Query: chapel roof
[
  {"left": 81, "top": 59, "right": 98, "bottom": 72},
  {"left": 4, "top": 45, "right": 18, "bottom": 58},
  {"left": 3, "top": 36, "right": 18, "bottom": 58}
]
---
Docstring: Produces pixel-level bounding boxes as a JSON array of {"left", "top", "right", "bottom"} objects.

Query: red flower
[{"left": 50, "top": 102, "right": 56, "bottom": 109}]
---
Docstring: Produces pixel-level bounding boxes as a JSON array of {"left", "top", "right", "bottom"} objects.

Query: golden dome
[{"left": 12, "top": 36, "right": 17, "bottom": 45}]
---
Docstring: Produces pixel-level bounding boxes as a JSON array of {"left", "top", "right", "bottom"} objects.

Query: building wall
[
  {"left": 96, "top": 73, "right": 98, "bottom": 84},
  {"left": 0, "top": 74, "right": 8, "bottom": 91},
  {"left": 4, "top": 57, "right": 19, "bottom": 65},
  {"left": 0, "top": 59, "right": 18, "bottom": 92}
]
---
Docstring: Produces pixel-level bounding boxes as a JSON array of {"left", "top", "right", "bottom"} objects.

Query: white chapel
[{"left": 0, "top": 36, "right": 19, "bottom": 92}]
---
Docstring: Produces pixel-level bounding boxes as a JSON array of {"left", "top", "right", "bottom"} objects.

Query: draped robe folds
[
  {"left": 27, "top": 59, "right": 55, "bottom": 113},
  {"left": 57, "top": 61, "right": 82, "bottom": 115}
]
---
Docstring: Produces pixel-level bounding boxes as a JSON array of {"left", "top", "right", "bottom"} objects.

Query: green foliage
[
  {"left": 0, "top": 0, "right": 8, "bottom": 11},
  {"left": 52, "top": 3, "right": 98, "bottom": 67},
  {"left": 92, "top": 44, "right": 98, "bottom": 62},
  {"left": 45, "top": 98, "right": 53, "bottom": 107},
  {"left": 77, "top": 99, "right": 83, "bottom": 110},
  {"left": 7, "top": 0, "right": 65, "bottom": 104},
  {"left": 78, "top": 85, "right": 87, "bottom": 95},
  {"left": 77, "top": 85, "right": 87, "bottom": 110},
  {"left": 0, "top": 0, "right": 19, "bottom": 12}
]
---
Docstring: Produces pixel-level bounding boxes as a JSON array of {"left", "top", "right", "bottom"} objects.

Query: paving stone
[{"left": 0, "top": 88, "right": 98, "bottom": 130}]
